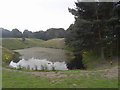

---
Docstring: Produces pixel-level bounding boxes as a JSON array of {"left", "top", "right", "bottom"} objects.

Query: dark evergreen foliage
[{"left": 66, "top": 1, "right": 120, "bottom": 69}]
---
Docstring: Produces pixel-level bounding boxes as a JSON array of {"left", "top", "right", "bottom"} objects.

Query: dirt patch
[{"left": 2, "top": 66, "right": 118, "bottom": 78}]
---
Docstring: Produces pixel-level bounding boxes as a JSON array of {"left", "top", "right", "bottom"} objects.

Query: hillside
[
  {"left": 2, "top": 38, "right": 65, "bottom": 50},
  {"left": 2, "top": 38, "right": 118, "bottom": 69},
  {"left": 2, "top": 38, "right": 118, "bottom": 88},
  {"left": 2, "top": 38, "right": 44, "bottom": 50},
  {"left": 41, "top": 38, "right": 65, "bottom": 49},
  {"left": 1, "top": 46, "right": 21, "bottom": 64},
  {"left": 2, "top": 38, "right": 66, "bottom": 63}
]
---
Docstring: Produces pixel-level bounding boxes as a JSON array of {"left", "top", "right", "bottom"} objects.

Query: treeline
[
  {"left": 1, "top": 28, "right": 66, "bottom": 40},
  {"left": 65, "top": 2, "right": 120, "bottom": 69}
]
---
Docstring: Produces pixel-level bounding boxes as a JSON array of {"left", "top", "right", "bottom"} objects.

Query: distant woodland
[{"left": 0, "top": 28, "right": 66, "bottom": 40}]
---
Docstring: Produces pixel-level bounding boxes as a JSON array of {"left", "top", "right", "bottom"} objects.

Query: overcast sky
[{"left": 0, "top": 0, "right": 77, "bottom": 32}]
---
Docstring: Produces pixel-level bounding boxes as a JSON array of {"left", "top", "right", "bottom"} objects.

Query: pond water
[{"left": 9, "top": 47, "right": 69, "bottom": 70}]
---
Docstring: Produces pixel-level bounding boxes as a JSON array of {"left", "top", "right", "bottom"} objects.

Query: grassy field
[
  {"left": 2, "top": 38, "right": 66, "bottom": 63},
  {"left": 40, "top": 38, "right": 65, "bottom": 49},
  {"left": 2, "top": 66, "right": 118, "bottom": 88},
  {"left": 2, "top": 69, "right": 50, "bottom": 88},
  {"left": 2, "top": 38, "right": 119, "bottom": 88},
  {"left": 82, "top": 50, "right": 119, "bottom": 69},
  {"left": 2, "top": 38, "right": 44, "bottom": 50},
  {"left": 2, "top": 38, "right": 118, "bottom": 69},
  {"left": 2, "top": 38, "right": 65, "bottom": 50}
]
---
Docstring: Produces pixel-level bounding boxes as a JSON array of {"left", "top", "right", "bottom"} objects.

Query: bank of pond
[
  {"left": 2, "top": 46, "right": 118, "bottom": 71},
  {"left": 3, "top": 47, "right": 85, "bottom": 70}
]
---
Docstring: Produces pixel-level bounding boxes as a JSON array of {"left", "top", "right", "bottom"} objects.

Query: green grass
[
  {"left": 1, "top": 38, "right": 66, "bottom": 63},
  {"left": 2, "top": 68, "right": 118, "bottom": 88},
  {"left": 2, "top": 69, "right": 50, "bottom": 88},
  {"left": 2, "top": 38, "right": 44, "bottom": 50},
  {"left": 1, "top": 47, "right": 14, "bottom": 63},
  {"left": 2, "top": 38, "right": 66, "bottom": 50},
  {"left": 41, "top": 38, "right": 65, "bottom": 49},
  {"left": 51, "top": 76, "right": 118, "bottom": 88},
  {"left": 1, "top": 38, "right": 119, "bottom": 88},
  {"left": 82, "top": 50, "right": 118, "bottom": 69},
  {"left": 1, "top": 46, "right": 21, "bottom": 64},
  {"left": 88, "top": 63, "right": 118, "bottom": 71}
]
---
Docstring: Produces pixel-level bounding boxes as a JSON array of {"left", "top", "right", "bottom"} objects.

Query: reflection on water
[
  {"left": 10, "top": 47, "right": 82, "bottom": 70},
  {"left": 9, "top": 58, "right": 68, "bottom": 70},
  {"left": 14, "top": 47, "right": 68, "bottom": 62}
]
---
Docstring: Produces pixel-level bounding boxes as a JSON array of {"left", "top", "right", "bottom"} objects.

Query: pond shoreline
[{"left": 9, "top": 47, "right": 69, "bottom": 70}]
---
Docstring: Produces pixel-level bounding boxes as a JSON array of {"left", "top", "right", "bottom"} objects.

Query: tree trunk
[
  {"left": 101, "top": 47, "right": 104, "bottom": 59},
  {"left": 96, "top": 9, "right": 105, "bottom": 59}
]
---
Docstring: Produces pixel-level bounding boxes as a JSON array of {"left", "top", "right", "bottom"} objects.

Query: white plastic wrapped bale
[{"left": 9, "top": 61, "right": 18, "bottom": 69}]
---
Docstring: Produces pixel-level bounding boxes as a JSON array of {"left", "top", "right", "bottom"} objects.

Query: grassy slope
[
  {"left": 2, "top": 38, "right": 118, "bottom": 88},
  {"left": 2, "top": 38, "right": 65, "bottom": 50},
  {"left": 40, "top": 38, "right": 65, "bottom": 49},
  {"left": 2, "top": 38, "right": 43, "bottom": 50},
  {"left": 2, "top": 38, "right": 44, "bottom": 63},
  {"left": 2, "top": 68, "right": 118, "bottom": 88},
  {"left": 1, "top": 46, "right": 14, "bottom": 63},
  {"left": 82, "top": 51, "right": 118, "bottom": 69},
  {"left": 2, "top": 38, "right": 118, "bottom": 69},
  {"left": 2, "top": 38, "right": 65, "bottom": 64}
]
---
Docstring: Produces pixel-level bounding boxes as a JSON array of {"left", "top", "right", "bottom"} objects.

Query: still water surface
[{"left": 9, "top": 47, "right": 69, "bottom": 70}]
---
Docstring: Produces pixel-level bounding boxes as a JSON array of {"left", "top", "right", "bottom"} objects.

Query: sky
[{"left": 0, "top": 0, "right": 77, "bottom": 32}]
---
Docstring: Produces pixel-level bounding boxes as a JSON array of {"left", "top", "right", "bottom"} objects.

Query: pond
[{"left": 9, "top": 47, "right": 69, "bottom": 70}]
